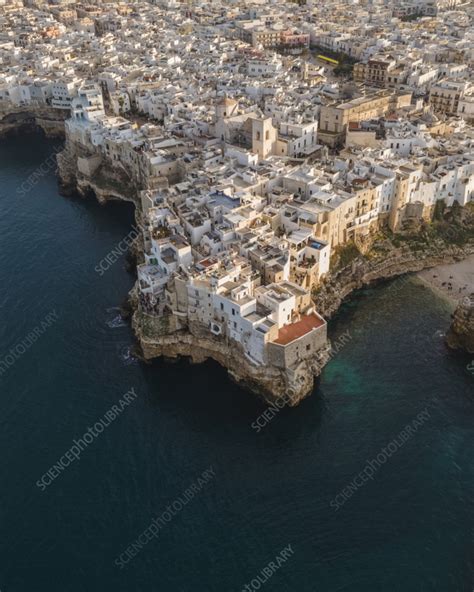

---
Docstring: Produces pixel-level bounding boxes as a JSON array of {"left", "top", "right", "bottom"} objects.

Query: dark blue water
[{"left": 0, "top": 134, "right": 472, "bottom": 592}]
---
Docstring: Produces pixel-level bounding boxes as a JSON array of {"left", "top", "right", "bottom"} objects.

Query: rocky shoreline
[
  {"left": 55, "top": 136, "right": 474, "bottom": 405},
  {"left": 5, "top": 112, "right": 473, "bottom": 406},
  {"left": 314, "top": 241, "right": 474, "bottom": 320},
  {"left": 56, "top": 141, "right": 334, "bottom": 405},
  {"left": 135, "top": 236, "right": 472, "bottom": 404},
  {"left": 0, "top": 106, "right": 67, "bottom": 139},
  {"left": 132, "top": 307, "right": 331, "bottom": 406}
]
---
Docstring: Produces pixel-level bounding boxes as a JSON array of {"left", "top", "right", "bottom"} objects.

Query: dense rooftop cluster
[{"left": 0, "top": 0, "right": 473, "bottom": 372}]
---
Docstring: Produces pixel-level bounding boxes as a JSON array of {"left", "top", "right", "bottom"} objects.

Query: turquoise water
[{"left": 0, "top": 134, "right": 472, "bottom": 591}]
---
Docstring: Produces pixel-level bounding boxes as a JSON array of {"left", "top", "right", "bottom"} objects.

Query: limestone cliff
[
  {"left": 57, "top": 150, "right": 474, "bottom": 405},
  {"left": 132, "top": 307, "right": 331, "bottom": 407},
  {"left": 57, "top": 138, "right": 139, "bottom": 204},
  {"left": 53, "top": 129, "right": 474, "bottom": 405},
  {"left": 314, "top": 241, "right": 474, "bottom": 319},
  {"left": 446, "top": 296, "right": 474, "bottom": 354},
  {"left": 0, "top": 106, "right": 67, "bottom": 139}
]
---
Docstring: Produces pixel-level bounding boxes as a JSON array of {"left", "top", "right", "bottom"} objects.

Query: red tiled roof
[
  {"left": 199, "top": 257, "right": 216, "bottom": 268},
  {"left": 273, "top": 313, "right": 325, "bottom": 346}
]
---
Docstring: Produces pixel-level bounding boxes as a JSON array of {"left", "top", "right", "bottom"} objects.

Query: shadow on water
[{"left": 139, "top": 356, "right": 326, "bottom": 444}]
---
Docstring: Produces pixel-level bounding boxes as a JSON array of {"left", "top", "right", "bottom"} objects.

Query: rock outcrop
[
  {"left": 314, "top": 241, "right": 474, "bottom": 319},
  {"left": 446, "top": 296, "right": 474, "bottom": 354},
  {"left": 57, "top": 137, "right": 139, "bottom": 204},
  {"left": 0, "top": 106, "right": 67, "bottom": 139},
  {"left": 56, "top": 147, "right": 474, "bottom": 405},
  {"left": 132, "top": 307, "right": 331, "bottom": 407},
  {"left": 53, "top": 126, "right": 474, "bottom": 404}
]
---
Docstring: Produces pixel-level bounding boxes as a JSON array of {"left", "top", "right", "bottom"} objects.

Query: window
[
  {"left": 232, "top": 308, "right": 235, "bottom": 316},
  {"left": 220, "top": 303, "right": 224, "bottom": 311},
  {"left": 306, "top": 344, "right": 311, "bottom": 351}
]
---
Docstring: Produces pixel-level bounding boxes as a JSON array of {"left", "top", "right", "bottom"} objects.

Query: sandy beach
[{"left": 417, "top": 254, "right": 474, "bottom": 307}]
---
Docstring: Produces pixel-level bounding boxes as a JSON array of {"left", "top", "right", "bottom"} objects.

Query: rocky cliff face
[
  {"left": 5, "top": 108, "right": 474, "bottom": 405},
  {"left": 57, "top": 147, "right": 474, "bottom": 405},
  {"left": 446, "top": 296, "right": 474, "bottom": 354},
  {"left": 132, "top": 308, "right": 331, "bottom": 407},
  {"left": 52, "top": 121, "right": 474, "bottom": 404},
  {"left": 314, "top": 242, "right": 474, "bottom": 319},
  {"left": 0, "top": 107, "right": 67, "bottom": 139},
  {"left": 57, "top": 140, "right": 139, "bottom": 204},
  {"left": 56, "top": 140, "right": 333, "bottom": 406}
]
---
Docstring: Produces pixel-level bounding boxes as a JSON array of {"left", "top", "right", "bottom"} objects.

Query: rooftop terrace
[{"left": 273, "top": 313, "right": 325, "bottom": 346}]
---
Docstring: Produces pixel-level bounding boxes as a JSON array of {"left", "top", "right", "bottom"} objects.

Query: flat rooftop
[{"left": 273, "top": 313, "right": 325, "bottom": 346}]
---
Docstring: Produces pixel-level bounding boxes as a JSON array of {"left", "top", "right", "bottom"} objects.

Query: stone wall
[
  {"left": 137, "top": 310, "right": 186, "bottom": 339},
  {"left": 267, "top": 324, "right": 327, "bottom": 369},
  {"left": 77, "top": 154, "right": 102, "bottom": 178}
]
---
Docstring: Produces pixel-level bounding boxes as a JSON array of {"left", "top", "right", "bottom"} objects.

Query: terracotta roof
[{"left": 273, "top": 313, "right": 325, "bottom": 346}]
